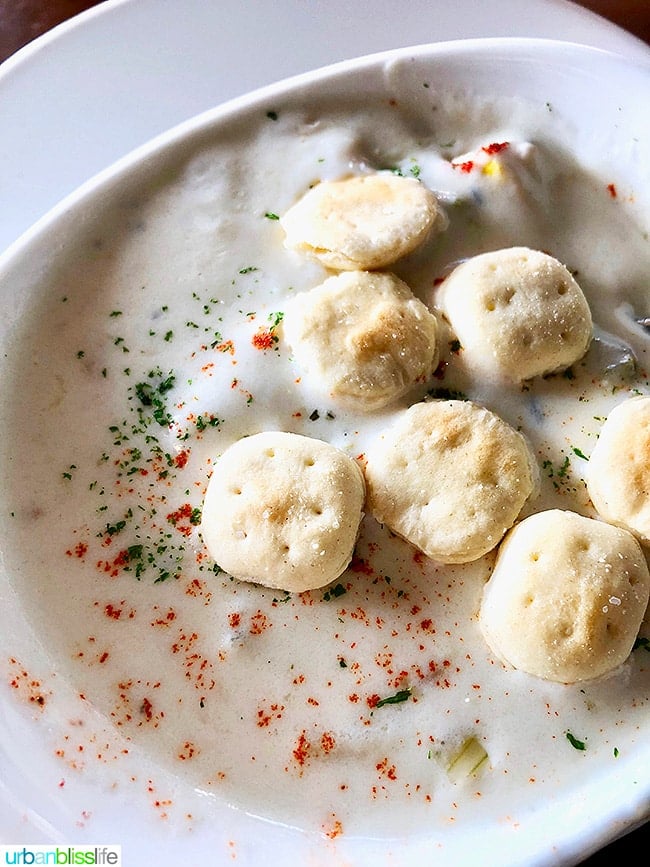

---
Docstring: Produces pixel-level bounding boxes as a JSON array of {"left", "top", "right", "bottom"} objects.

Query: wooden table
[{"left": 0, "top": 0, "right": 648, "bottom": 864}]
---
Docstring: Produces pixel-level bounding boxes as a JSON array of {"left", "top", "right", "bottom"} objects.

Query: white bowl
[{"left": 0, "top": 38, "right": 649, "bottom": 866}]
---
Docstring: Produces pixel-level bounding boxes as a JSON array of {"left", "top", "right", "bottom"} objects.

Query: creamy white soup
[{"left": 1, "top": 86, "right": 649, "bottom": 844}]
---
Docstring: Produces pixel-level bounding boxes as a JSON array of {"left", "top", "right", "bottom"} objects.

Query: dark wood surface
[{"left": 0, "top": 0, "right": 647, "bottom": 864}]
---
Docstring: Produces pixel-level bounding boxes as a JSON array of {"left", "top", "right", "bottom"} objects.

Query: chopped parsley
[
  {"left": 323, "top": 583, "right": 347, "bottom": 601},
  {"left": 376, "top": 688, "right": 412, "bottom": 708},
  {"left": 268, "top": 310, "right": 284, "bottom": 329},
  {"left": 566, "top": 731, "right": 586, "bottom": 751},
  {"left": 428, "top": 386, "right": 468, "bottom": 401},
  {"left": 133, "top": 369, "right": 176, "bottom": 427},
  {"left": 557, "top": 455, "right": 570, "bottom": 478}
]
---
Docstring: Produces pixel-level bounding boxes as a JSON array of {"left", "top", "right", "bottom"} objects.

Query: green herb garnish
[
  {"left": 376, "top": 688, "right": 412, "bottom": 708},
  {"left": 323, "top": 583, "right": 347, "bottom": 601},
  {"left": 566, "top": 731, "right": 586, "bottom": 751}
]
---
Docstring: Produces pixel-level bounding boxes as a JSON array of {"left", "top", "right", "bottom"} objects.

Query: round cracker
[
  {"left": 282, "top": 271, "right": 439, "bottom": 411},
  {"left": 280, "top": 172, "right": 444, "bottom": 270},
  {"left": 586, "top": 395, "right": 650, "bottom": 543},
  {"left": 479, "top": 509, "right": 650, "bottom": 683},
  {"left": 201, "top": 431, "right": 365, "bottom": 592},
  {"left": 364, "top": 400, "right": 536, "bottom": 563},
  {"left": 436, "top": 246, "right": 592, "bottom": 381}
]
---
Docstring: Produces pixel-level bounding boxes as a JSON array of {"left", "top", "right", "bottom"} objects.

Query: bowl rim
[
  {"left": 1, "top": 34, "right": 649, "bottom": 866},
  {"left": 2, "top": 35, "right": 650, "bottom": 273}
]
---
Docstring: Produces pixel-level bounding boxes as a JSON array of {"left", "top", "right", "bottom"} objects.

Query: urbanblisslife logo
[{"left": 0, "top": 847, "right": 121, "bottom": 865}]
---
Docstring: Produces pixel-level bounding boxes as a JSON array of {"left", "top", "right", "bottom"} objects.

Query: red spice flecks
[
  {"left": 252, "top": 329, "right": 276, "bottom": 350},
  {"left": 292, "top": 730, "right": 312, "bottom": 768},
  {"left": 104, "top": 603, "right": 123, "bottom": 620},
  {"left": 174, "top": 449, "right": 190, "bottom": 469},
  {"left": 215, "top": 339, "right": 235, "bottom": 354},
  {"left": 7, "top": 658, "right": 49, "bottom": 710},
  {"left": 376, "top": 757, "right": 398, "bottom": 781},
  {"left": 432, "top": 359, "right": 447, "bottom": 380},
  {"left": 185, "top": 577, "right": 213, "bottom": 604},
  {"left": 375, "top": 651, "right": 393, "bottom": 671},
  {"left": 178, "top": 741, "right": 199, "bottom": 761},
  {"left": 452, "top": 160, "right": 474, "bottom": 173},
  {"left": 482, "top": 141, "right": 509, "bottom": 155},
  {"left": 231, "top": 377, "right": 254, "bottom": 403},
  {"left": 141, "top": 697, "right": 154, "bottom": 722},
  {"left": 151, "top": 606, "right": 177, "bottom": 628},
  {"left": 96, "top": 549, "right": 130, "bottom": 578},
  {"left": 349, "top": 556, "right": 373, "bottom": 576},
  {"left": 170, "top": 629, "right": 216, "bottom": 693},
  {"left": 256, "top": 702, "right": 285, "bottom": 728},
  {"left": 98, "top": 651, "right": 110, "bottom": 664},
  {"left": 607, "top": 182, "right": 617, "bottom": 198},
  {"left": 420, "top": 618, "right": 435, "bottom": 633},
  {"left": 228, "top": 612, "right": 241, "bottom": 629},
  {"left": 66, "top": 542, "right": 88, "bottom": 559},
  {"left": 322, "top": 815, "right": 344, "bottom": 839},
  {"left": 249, "top": 610, "right": 271, "bottom": 636},
  {"left": 366, "top": 694, "right": 380, "bottom": 709},
  {"left": 320, "top": 732, "right": 336, "bottom": 754},
  {"left": 115, "top": 549, "right": 130, "bottom": 567},
  {"left": 166, "top": 502, "right": 199, "bottom": 537}
]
